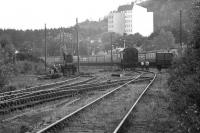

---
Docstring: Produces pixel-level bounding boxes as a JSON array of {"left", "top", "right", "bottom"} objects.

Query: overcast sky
[{"left": 0, "top": 0, "right": 135, "bottom": 30}]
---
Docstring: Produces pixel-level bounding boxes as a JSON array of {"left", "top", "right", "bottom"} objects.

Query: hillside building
[{"left": 108, "top": 2, "right": 153, "bottom": 36}]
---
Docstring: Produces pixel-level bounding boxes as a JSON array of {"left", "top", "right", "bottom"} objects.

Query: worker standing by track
[
  {"left": 141, "top": 61, "right": 144, "bottom": 70},
  {"left": 145, "top": 61, "right": 149, "bottom": 71}
]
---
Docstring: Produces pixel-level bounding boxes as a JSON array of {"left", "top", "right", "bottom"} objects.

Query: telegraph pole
[
  {"left": 180, "top": 10, "right": 182, "bottom": 49},
  {"left": 62, "top": 28, "right": 65, "bottom": 47},
  {"left": 110, "top": 33, "right": 113, "bottom": 65},
  {"left": 76, "top": 18, "right": 80, "bottom": 73},
  {"left": 60, "top": 27, "right": 62, "bottom": 57},
  {"left": 123, "top": 39, "right": 126, "bottom": 48},
  {"left": 44, "top": 24, "right": 47, "bottom": 72}
]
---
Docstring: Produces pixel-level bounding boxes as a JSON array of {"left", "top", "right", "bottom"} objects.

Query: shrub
[
  {"left": 16, "top": 61, "right": 45, "bottom": 74},
  {"left": 0, "top": 63, "right": 17, "bottom": 92},
  {"left": 168, "top": 49, "right": 200, "bottom": 111},
  {"left": 168, "top": 48, "right": 200, "bottom": 132}
]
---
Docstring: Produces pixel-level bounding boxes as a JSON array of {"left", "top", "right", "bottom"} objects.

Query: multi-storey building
[
  {"left": 108, "top": 2, "right": 153, "bottom": 36},
  {"left": 108, "top": 11, "right": 125, "bottom": 35}
]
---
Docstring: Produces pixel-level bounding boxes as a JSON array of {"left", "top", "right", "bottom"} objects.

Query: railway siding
[
  {"left": 60, "top": 82, "right": 148, "bottom": 133},
  {"left": 113, "top": 72, "right": 176, "bottom": 133},
  {"left": 36, "top": 72, "right": 156, "bottom": 133}
]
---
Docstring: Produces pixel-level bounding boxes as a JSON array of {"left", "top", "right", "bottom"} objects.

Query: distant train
[
  {"left": 46, "top": 47, "right": 174, "bottom": 70},
  {"left": 72, "top": 47, "right": 173, "bottom": 68}
]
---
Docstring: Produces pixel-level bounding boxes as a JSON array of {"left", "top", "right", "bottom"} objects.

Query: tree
[
  {"left": 101, "top": 32, "right": 121, "bottom": 53},
  {"left": 113, "top": 33, "right": 146, "bottom": 48},
  {"left": 191, "top": 0, "right": 200, "bottom": 50},
  {"left": 101, "top": 32, "right": 121, "bottom": 46},
  {"left": 151, "top": 29, "right": 176, "bottom": 50},
  {"left": 0, "top": 34, "right": 15, "bottom": 63},
  {"left": 0, "top": 35, "right": 15, "bottom": 89},
  {"left": 79, "top": 40, "right": 89, "bottom": 56},
  {"left": 167, "top": 1, "right": 200, "bottom": 132}
]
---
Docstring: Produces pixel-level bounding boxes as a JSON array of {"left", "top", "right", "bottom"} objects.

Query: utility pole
[
  {"left": 180, "top": 10, "right": 182, "bottom": 49},
  {"left": 76, "top": 18, "right": 80, "bottom": 73},
  {"left": 60, "top": 27, "right": 62, "bottom": 59},
  {"left": 44, "top": 24, "right": 47, "bottom": 72},
  {"left": 62, "top": 28, "right": 65, "bottom": 47},
  {"left": 110, "top": 33, "right": 113, "bottom": 65},
  {"left": 123, "top": 39, "right": 126, "bottom": 48},
  {"left": 62, "top": 27, "right": 65, "bottom": 64}
]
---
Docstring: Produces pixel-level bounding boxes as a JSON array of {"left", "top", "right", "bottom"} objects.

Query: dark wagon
[
  {"left": 156, "top": 53, "right": 173, "bottom": 68},
  {"left": 121, "top": 47, "right": 138, "bottom": 69}
]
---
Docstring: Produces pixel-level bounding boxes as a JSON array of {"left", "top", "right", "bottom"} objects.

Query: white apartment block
[
  {"left": 108, "top": 12, "right": 125, "bottom": 35},
  {"left": 108, "top": 2, "right": 153, "bottom": 36}
]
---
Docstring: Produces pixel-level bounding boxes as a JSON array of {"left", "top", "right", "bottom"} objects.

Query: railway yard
[{"left": 0, "top": 67, "right": 177, "bottom": 133}]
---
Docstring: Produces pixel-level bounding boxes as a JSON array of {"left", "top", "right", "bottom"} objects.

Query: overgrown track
[
  {"left": 36, "top": 72, "right": 155, "bottom": 133},
  {"left": 0, "top": 76, "right": 95, "bottom": 102},
  {"left": 113, "top": 71, "right": 156, "bottom": 133},
  {"left": 0, "top": 76, "right": 147, "bottom": 115},
  {"left": 0, "top": 76, "right": 97, "bottom": 114},
  {"left": 0, "top": 76, "right": 81, "bottom": 99}
]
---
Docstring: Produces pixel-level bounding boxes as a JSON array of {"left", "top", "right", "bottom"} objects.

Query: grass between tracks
[{"left": 120, "top": 72, "right": 179, "bottom": 133}]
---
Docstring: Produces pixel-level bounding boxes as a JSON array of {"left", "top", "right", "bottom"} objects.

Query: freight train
[
  {"left": 71, "top": 47, "right": 173, "bottom": 69},
  {"left": 48, "top": 47, "right": 173, "bottom": 76}
]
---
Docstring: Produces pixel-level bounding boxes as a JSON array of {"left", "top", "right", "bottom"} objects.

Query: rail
[{"left": 113, "top": 71, "right": 156, "bottom": 133}]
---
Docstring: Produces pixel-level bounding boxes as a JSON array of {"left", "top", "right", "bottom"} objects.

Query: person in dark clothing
[
  {"left": 157, "top": 64, "right": 162, "bottom": 72},
  {"left": 145, "top": 61, "right": 149, "bottom": 71},
  {"left": 52, "top": 65, "right": 57, "bottom": 73},
  {"left": 141, "top": 61, "right": 144, "bottom": 70}
]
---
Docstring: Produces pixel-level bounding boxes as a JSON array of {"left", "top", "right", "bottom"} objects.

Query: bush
[
  {"left": 168, "top": 48, "right": 200, "bottom": 132},
  {"left": 16, "top": 61, "right": 45, "bottom": 74},
  {"left": 0, "top": 63, "right": 16, "bottom": 89},
  {"left": 168, "top": 49, "right": 200, "bottom": 110}
]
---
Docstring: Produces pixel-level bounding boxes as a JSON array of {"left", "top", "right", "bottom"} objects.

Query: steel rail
[
  {"left": 112, "top": 72, "right": 157, "bottom": 133},
  {"left": 0, "top": 76, "right": 117, "bottom": 103},
  {"left": 36, "top": 73, "right": 143, "bottom": 133},
  {"left": 0, "top": 80, "right": 127, "bottom": 109},
  {"left": 0, "top": 78, "right": 137, "bottom": 114},
  {"left": 0, "top": 76, "right": 134, "bottom": 103},
  {"left": 0, "top": 76, "right": 81, "bottom": 97},
  {"left": 0, "top": 76, "right": 96, "bottom": 102}
]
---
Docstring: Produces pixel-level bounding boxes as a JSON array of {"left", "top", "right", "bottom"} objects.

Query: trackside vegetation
[{"left": 168, "top": 0, "right": 200, "bottom": 132}]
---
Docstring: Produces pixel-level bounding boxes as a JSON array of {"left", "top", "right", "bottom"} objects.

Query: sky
[{"left": 0, "top": 0, "right": 136, "bottom": 30}]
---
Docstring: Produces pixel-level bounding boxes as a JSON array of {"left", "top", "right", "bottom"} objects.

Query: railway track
[
  {"left": 36, "top": 71, "right": 156, "bottom": 133},
  {"left": 0, "top": 76, "right": 97, "bottom": 114},
  {"left": 0, "top": 76, "right": 81, "bottom": 99},
  {"left": 0, "top": 76, "right": 95, "bottom": 102},
  {"left": 113, "top": 71, "right": 156, "bottom": 133},
  {"left": 0, "top": 75, "right": 146, "bottom": 115}
]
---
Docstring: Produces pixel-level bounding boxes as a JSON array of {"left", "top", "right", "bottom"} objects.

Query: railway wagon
[
  {"left": 121, "top": 47, "right": 138, "bottom": 69},
  {"left": 48, "top": 49, "right": 173, "bottom": 69},
  {"left": 156, "top": 52, "right": 173, "bottom": 68},
  {"left": 138, "top": 52, "right": 173, "bottom": 67},
  {"left": 74, "top": 54, "right": 122, "bottom": 66}
]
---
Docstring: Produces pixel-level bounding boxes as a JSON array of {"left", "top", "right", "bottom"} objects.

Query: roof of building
[{"left": 118, "top": 3, "right": 134, "bottom": 12}]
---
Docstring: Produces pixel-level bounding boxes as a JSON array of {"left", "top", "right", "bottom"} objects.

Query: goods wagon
[
  {"left": 75, "top": 54, "right": 122, "bottom": 66},
  {"left": 121, "top": 47, "right": 138, "bottom": 69},
  {"left": 48, "top": 49, "right": 173, "bottom": 69},
  {"left": 156, "top": 53, "right": 173, "bottom": 68}
]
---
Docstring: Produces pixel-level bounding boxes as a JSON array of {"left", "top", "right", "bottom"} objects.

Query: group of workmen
[
  {"left": 48, "top": 64, "right": 60, "bottom": 74},
  {"left": 141, "top": 61, "right": 149, "bottom": 70}
]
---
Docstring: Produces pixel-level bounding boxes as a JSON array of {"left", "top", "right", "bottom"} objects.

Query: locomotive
[
  {"left": 121, "top": 47, "right": 138, "bottom": 69},
  {"left": 61, "top": 53, "right": 76, "bottom": 76}
]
